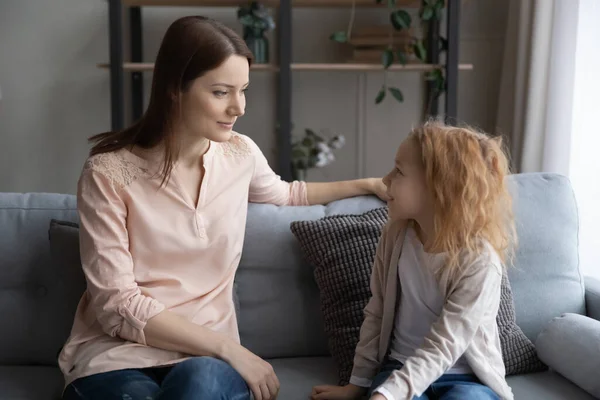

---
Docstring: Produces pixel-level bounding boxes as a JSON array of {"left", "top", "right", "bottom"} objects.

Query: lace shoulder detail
[
  {"left": 83, "top": 151, "right": 149, "bottom": 190},
  {"left": 216, "top": 133, "right": 252, "bottom": 158}
]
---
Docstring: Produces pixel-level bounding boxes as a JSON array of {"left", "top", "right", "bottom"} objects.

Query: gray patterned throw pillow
[{"left": 290, "top": 207, "right": 545, "bottom": 385}]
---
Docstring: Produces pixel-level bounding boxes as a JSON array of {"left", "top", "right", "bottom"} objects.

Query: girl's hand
[
  {"left": 370, "top": 394, "right": 387, "bottom": 400},
  {"left": 310, "top": 383, "right": 365, "bottom": 400},
  {"left": 367, "top": 178, "right": 391, "bottom": 202}
]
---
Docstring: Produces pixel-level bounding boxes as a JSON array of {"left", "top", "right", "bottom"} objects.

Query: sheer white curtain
[
  {"left": 496, "top": 0, "right": 600, "bottom": 278},
  {"left": 569, "top": 0, "right": 600, "bottom": 279},
  {"left": 495, "top": 0, "right": 578, "bottom": 174}
]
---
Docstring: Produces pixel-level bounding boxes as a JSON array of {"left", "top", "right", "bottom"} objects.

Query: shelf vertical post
[
  {"left": 276, "top": 0, "right": 292, "bottom": 181},
  {"left": 130, "top": 6, "right": 144, "bottom": 122},
  {"left": 445, "top": 0, "right": 460, "bottom": 124},
  {"left": 109, "top": 0, "right": 125, "bottom": 131},
  {"left": 425, "top": 10, "right": 440, "bottom": 119}
]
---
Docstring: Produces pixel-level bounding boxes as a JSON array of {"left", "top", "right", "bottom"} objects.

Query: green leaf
[
  {"left": 388, "top": 87, "right": 404, "bottom": 103},
  {"left": 239, "top": 14, "right": 255, "bottom": 26},
  {"left": 436, "top": 74, "right": 445, "bottom": 92},
  {"left": 330, "top": 31, "right": 347, "bottom": 43},
  {"left": 382, "top": 49, "right": 394, "bottom": 69},
  {"left": 438, "top": 37, "right": 448, "bottom": 53},
  {"left": 390, "top": 10, "right": 411, "bottom": 30},
  {"left": 397, "top": 50, "right": 408, "bottom": 65},
  {"left": 375, "top": 86, "right": 386, "bottom": 104},
  {"left": 292, "top": 148, "right": 308, "bottom": 159},
  {"left": 426, "top": 69, "right": 445, "bottom": 93},
  {"left": 413, "top": 40, "right": 427, "bottom": 62},
  {"left": 305, "top": 128, "right": 317, "bottom": 136},
  {"left": 435, "top": 4, "right": 444, "bottom": 21},
  {"left": 421, "top": 5, "right": 434, "bottom": 21},
  {"left": 301, "top": 137, "right": 314, "bottom": 147}
]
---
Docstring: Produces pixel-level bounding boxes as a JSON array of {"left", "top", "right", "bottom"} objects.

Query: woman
[{"left": 59, "top": 16, "right": 388, "bottom": 400}]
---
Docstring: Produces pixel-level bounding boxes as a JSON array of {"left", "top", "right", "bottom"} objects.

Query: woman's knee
[
  {"left": 63, "top": 369, "right": 159, "bottom": 400},
  {"left": 163, "top": 357, "right": 249, "bottom": 398},
  {"left": 173, "top": 356, "right": 234, "bottom": 378}
]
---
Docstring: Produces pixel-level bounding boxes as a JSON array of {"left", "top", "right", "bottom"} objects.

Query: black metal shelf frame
[{"left": 106, "top": 0, "right": 461, "bottom": 181}]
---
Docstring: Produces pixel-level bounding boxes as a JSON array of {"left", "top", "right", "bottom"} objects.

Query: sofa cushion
[
  {"left": 0, "top": 366, "right": 64, "bottom": 400},
  {"left": 290, "top": 207, "right": 387, "bottom": 384},
  {"left": 507, "top": 371, "right": 596, "bottom": 400},
  {"left": 498, "top": 273, "right": 546, "bottom": 374},
  {"left": 48, "top": 219, "right": 87, "bottom": 308},
  {"left": 267, "top": 357, "right": 339, "bottom": 400},
  {"left": 535, "top": 313, "right": 600, "bottom": 398},
  {"left": 237, "top": 196, "right": 385, "bottom": 358},
  {"left": 290, "top": 207, "right": 546, "bottom": 384},
  {"left": 0, "top": 193, "right": 78, "bottom": 366},
  {"left": 506, "top": 174, "right": 585, "bottom": 340}
]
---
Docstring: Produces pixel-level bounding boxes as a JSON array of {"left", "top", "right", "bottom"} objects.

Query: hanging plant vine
[{"left": 330, "top": 0, "right": 447, "bottom": 107}]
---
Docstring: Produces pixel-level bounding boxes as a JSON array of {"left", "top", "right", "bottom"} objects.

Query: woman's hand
[
  {"left": 222, "top": 343, "right": 279, "bottom": 400},
  {"left": 366, "top": 178, "right": 391, "bottom": 202},
  {"left": 310, "top": 384, "right": 366, "bottom": 400}
]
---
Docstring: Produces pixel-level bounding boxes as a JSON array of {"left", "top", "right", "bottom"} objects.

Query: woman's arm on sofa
[
  {"left": 306, "top": 178, "right": 389, "bottom": 206},
  {"left": 585, "top": 276, "right": 600, "bottom": 321}
]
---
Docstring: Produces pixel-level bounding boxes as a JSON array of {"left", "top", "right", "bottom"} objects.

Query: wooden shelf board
[
  {"left": 96, "top": 62, "right": 278, "bottom": 71},
  {"left": 97, "top": 62, "right": 473, "bottom": 72},
  {"left": 122, "top": 0, "right": 421, "bottom": 8}
]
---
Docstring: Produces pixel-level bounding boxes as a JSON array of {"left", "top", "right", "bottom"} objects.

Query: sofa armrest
[
  {"left": 536, "top": 313, "right": 600, "bottom": 398},
  {"left": 585, "top": 276, "right": 600, "bottom": 321}
]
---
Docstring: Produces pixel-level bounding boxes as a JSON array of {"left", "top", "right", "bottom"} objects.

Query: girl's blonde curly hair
[{"left": 409, "top": 120, "right": 516, "bottom": 277}]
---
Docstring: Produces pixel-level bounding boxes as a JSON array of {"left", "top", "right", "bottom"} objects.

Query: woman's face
[{"left": 179, "top": 54, "right": 250, "bottom": 143}]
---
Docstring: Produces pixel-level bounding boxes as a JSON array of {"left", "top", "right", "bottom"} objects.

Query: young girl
[
  {"left": 312, "top": 122, "right": 515, "bottom": 400},
  {"left": 58, "top": 16, "right": 389, "bottom": 400}
]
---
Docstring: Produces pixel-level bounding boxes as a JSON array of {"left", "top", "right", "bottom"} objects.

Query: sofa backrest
[
  {"left": 505, "top": 173, "right": 585, "bottom": 340},
  {"left": 236, "top": 196, "right": 385, "bottom": 358},
  {"left": 237, "top": 172, "right": 586, "bottom": 354},
  {"left": 0, "top": 172, "right": 585, "bottom": 366},
  {"left": 0, "top": 193, "right": 78, "bottom": 366}
]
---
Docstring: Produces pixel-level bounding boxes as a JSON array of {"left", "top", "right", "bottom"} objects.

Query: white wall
[{"left": 0, "top": 0, "right": 508, "bottom": 194}]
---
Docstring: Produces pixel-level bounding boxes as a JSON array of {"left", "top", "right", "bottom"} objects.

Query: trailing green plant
[
  {"left": 237, "top": 1, "right": 275, "bottom": 38},
  {"left": 330, "top": 0, "right": 447, "bottom": 106},
  {"left": 290, "top": 128, "right": 346, "bottom": 181}
]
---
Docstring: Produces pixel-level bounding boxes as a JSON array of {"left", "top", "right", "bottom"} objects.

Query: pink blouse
[{"left": 58, "top": 133, "right": 308, "bottom": 388}]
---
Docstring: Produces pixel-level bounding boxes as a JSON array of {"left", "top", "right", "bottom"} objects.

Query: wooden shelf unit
[
  {"left": 122, "top": 0, "right": 421, "bottom": 8},
  {"left": 98, "top": 62, "right": 473, "bottom": 72},
  {"left": 104, "top": 0, "right": 464, "bottom": 180}
]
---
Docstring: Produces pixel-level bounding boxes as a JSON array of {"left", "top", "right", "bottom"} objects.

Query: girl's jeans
[{"left": 367, "top": 358, "right": 500, "bottom": 400}]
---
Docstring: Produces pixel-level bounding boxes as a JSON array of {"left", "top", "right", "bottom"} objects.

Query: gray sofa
[{"left": 1, "top": 172, "right": 599, "bottom": 400}]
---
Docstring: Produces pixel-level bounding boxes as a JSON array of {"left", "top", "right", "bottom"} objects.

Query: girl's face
[
  {"left": 178, "top": 55, "right": 250, "bottom": 143},
  {"left": 382, "top": 138, "right": 432, "bottom": 222}
]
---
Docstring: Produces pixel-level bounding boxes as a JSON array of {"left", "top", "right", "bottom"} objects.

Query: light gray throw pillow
[{"left": 536, "top": 313, "right": 600, "bottom": 398}]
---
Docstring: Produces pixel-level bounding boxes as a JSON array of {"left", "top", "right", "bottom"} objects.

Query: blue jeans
[
  {"left": 367, "top": 358, "right": 499, "bottom": 400},
  {"left": 62, "top": 356, "right": 251, "bottom": 400}
]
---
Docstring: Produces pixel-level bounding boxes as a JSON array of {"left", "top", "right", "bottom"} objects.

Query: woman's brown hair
[{"left": 89, "top": 16, "right": 254, "bottom": 185}]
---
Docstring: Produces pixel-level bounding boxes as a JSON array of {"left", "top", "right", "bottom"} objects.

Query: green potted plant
[
  {"left": 237, "top": 1, "right": 276, "bottom": 64},
  {"left": 291, "top": 128, "right": 346, "bottom": 181}
]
